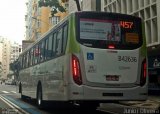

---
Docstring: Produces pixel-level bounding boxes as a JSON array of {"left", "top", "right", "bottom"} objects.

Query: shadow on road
[{"left": 20, "top": 98, "right": 106, "bottom": 114}]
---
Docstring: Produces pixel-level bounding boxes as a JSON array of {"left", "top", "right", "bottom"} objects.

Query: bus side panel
[
  {"left": 19, "top": 68, "right": 31, "bottom": 97},
  {"left": 41, "top": 55, "right": 70, "bottom": 101}
]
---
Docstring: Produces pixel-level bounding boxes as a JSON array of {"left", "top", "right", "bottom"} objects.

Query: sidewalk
[
  {"left": 119, "top": 100, "right": 159, "bottom": 109},
  {"left": 99, "top": 96, "right": 160, "bottom": 113}
]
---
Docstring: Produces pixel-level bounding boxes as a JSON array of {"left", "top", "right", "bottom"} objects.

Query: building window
[
  {"left": 64, "top": 3, "right": 69, "bottom": 11},
  {"left": 50, "top": 16, "right": 60, "bottom": 25}
]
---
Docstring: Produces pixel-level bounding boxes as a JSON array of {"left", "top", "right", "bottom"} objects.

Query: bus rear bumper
[{"left": 70, "top": 85, "right": 148, "bottom": 101}]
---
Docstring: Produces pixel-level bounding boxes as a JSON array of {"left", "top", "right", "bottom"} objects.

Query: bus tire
[
  {"left": 19, "top": 83, "right": 25, "bottom": 100},
  {"left": 36, "top": 84, "right": 44, "bottom": 109},
  {"left": 19, "top": 83, "right": 22, "bottom": 93}
]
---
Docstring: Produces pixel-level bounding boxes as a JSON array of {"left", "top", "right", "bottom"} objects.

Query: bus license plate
[{"left": 106, "top": 75, "right": 119, "bottom": 81}]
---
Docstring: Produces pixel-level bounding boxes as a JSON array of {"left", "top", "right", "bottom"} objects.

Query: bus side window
[
  {"left": 33, "top": 47, "right": 36, "bottom": 65},
  {"left": 26, "top": 51, "right": 29, "bottom": 67},
  {"left": 32, "top": 48, "right": 35, "bottom": 65},
  {"left": 22, "top": 54, "right": 25, "bottom": 69},
  {"left": 24, "top": 53, "right": 28, "bottom": 68},
  {"left": 63, "top": 24, "right": 68, "bottom": 53},
  {"left": 20, "top": 57, "right": 22, "bottom": 69},
  {"left": 40, "top": 41, "right": 45, "bottom": 62},
  {"left": 38, "top": 43, "right": 41, "bottom": 62},
  {"left": 31, "top": 48, "right": 34, "bottom": 66},
  {"left": 56, "top": 29, "right": 63, "bottom": 55},
  {"left": 48, "top": 34, "right": 53, "bottom": 59},
  {"left": 34, "top": 45, "right": 39, "bottom": 64},
  {"left": 28, "top": 50, "right": 31, "bottom": 66},
  {"left": 52, "top": 33, "right": 57, "bottom": 57},
  {"left": 45, "top": 38, "right": 49, "bottom": 60}
]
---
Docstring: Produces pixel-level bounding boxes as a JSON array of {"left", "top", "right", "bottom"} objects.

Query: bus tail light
[
  {"left": 72, "top": 54, "right": 82, "bottom": 85},
  {"left": 140, "top": 59, "right": 147, "bottom": 86},
  {"left": 108, "top": 45, "right": 115, "bottom": 49}
]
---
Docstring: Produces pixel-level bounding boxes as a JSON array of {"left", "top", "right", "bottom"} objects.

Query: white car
[{"left": 5, "top": 80, "right": 14, "bottom": 85}]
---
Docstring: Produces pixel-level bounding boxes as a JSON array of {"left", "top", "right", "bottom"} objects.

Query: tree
[
  {"left": 74, "top": 0, "right": 81, "bottom": 11},
  {"left": 38, "top": 0, "right": 81, "bottom": 16},
  {"left": 38, "top": 0, "right": 66, "bottom": 16},
  {"left": 9, "top": 60, "right": 20, "bottom": 80}
]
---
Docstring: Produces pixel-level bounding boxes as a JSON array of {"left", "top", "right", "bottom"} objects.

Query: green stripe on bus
[
  {"left": 141, "top": 22, "right": 147, "bottom": 56},
  {"left": 66, "top": 14, "right": 80, "bottom": 54}
]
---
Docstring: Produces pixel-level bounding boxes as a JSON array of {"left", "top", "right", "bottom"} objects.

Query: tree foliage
[
  {"left": 38, "top": 0, "right": 81, "bottom": 16},
  {"left": 38, "top": 0, "right": 66, "bottom": 16},
  {"left": 9, "top": 60, "right": 20, "bottom": 79}
]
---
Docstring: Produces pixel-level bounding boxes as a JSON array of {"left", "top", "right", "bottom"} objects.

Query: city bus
[{"left": 17, "top": 11, "right": 148, "bottom": 109}]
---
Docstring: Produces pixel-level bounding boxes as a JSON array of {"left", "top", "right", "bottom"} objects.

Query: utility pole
[
  {"left": 74, "top": 0, "right": 81, "bottom": 11},
  {"left": 96, "top": 0, "right": 101, "bottom": 11}
]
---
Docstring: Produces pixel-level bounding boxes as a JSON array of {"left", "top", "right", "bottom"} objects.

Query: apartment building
[
  {"left": 103, "top": 0, "right": 160, "bottom": 46},
  {"left": 0, "top": 37, "right": 22, "bottom": 79},
  {"left": 0, "top": 37, "right": 11, "bottom": 79},
  {"left": 25, "top": 0, "right": 69, "bottom": 41},
  {"left": 103, "top": 0, "right": 160, "bottom": 84},
  {"left": 10, "top": 42, "right": 22, "bottom": 63},
  {"left": 0, "top": 43, "right": 2, "bottom": 78}
]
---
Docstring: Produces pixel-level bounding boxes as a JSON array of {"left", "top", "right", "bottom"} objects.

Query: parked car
[{"left": 5, "top": 80, "right": 15, "bottom": 85}]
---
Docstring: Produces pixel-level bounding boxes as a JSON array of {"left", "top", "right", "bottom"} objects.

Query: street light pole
[
  {"left": 74, "top": 0, "right": 81, "bottom": 11},
  {"left": 96, "top": 0, "right": 101, "bottom": 11}
]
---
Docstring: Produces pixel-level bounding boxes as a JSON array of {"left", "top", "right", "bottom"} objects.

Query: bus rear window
[
  {"left": 77, "top": 13, "right": 143, "bottom": 50},
  {"left": 80, "top": 19, "right": 121, "bottom": 42}
]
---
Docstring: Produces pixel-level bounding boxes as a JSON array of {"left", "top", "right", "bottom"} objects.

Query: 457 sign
[{"left": 118, "top": 56, "right": 137, "bottom": 62}]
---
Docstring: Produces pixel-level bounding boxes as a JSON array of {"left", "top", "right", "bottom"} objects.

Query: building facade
[
  {"left": 10, "top": 42, "right": 22, "bottom": 63},
  {"left": 103, "top": 0, "right": 160, "bottom": 85},
  {"left": 0, "top": 43, "right": 3, "bottom": 78},
  {"left": 25, "top": 0, "right": 33, "bottom": 41},
  {"left": 0, "top": 37, "right": 11, "bottom": 79},
  {"left": 25, "top": 0, "right": 69, "bottom": 42},
  {"left": 103, "top": 0, "right": 160, "bottom": 47},
  {"left": 0, "top": 37, "right": 22, "bottom": 80}
]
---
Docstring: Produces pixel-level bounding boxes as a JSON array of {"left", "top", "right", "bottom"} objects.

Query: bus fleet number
[{"left": 118, "top": 56, "right": 137, "bottom": 62}]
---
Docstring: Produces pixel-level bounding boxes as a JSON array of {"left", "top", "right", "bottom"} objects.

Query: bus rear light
[
  {"left": 143, "top": 61, "right": 147, "bottom": 78},
  {"left": 140, "top": 59, "right": 147, "bottom": 86},
  {"left": 108, "top": 45, "right": 115, "bottom": 49},
  {"left": 72, "top": 54, "right": 82, "bottom": 85}
]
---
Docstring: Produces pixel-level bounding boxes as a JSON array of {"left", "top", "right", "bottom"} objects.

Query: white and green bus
[{"left": 18, "top": 11, "right": 148, "bottom": 109}]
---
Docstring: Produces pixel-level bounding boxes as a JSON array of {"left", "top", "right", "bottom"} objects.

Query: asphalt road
[
  {"left": 0, "top": 84, "right": 159, "bottom": 114},
  {"left": 0, "top": 84, "right": 108, "bottom": 114}
]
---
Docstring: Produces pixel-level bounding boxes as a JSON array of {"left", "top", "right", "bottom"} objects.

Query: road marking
[
  {"left": 0, "top": 95, "right": 30, "bottom": 114},
  {"left": 2, "top": 91, "right": 9, "bottom": 93}
]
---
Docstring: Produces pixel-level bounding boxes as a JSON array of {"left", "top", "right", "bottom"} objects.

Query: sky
[{"left": 0, "top": 0, "right": 27, "bottom": 44}]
